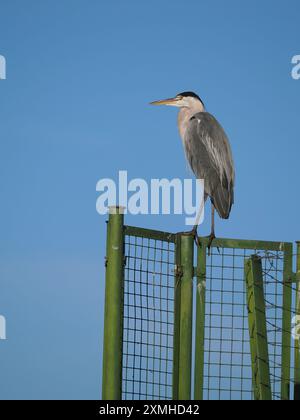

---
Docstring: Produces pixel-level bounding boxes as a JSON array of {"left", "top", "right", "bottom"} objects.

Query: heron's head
[{"left": 150, "top": 91, "right": 204, "bottom": 110}]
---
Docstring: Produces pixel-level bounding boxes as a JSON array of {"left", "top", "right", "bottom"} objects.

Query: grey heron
[{"left": 150, "top": 91, "right": 235, "bottom": 248}]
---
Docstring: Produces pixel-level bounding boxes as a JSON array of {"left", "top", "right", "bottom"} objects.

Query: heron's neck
[{"left": 177, "top": 103, "right": 204, "bottom": 140}]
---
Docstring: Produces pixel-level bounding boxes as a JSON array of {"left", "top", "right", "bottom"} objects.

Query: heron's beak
[{"left": 150, "top": 97, "right": 179, "bottom": 106}]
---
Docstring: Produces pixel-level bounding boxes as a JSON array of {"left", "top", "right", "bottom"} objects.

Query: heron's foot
[
  {"left": 190, "top": 227, "right": 201, "bottom": 247},
  {"left": 207, "top": 232, "right": 217, "bottom": 255}
]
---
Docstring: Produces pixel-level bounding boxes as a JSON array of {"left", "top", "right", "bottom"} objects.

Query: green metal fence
[{"left": 102, "top": 209, "right": 300, "bottom": 400}]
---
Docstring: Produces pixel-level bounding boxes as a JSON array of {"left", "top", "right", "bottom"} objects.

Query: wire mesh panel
[
  {"left": 200, "top": 242, "right": 292, "bottom": 400},
  {"left": 103, "top": 213, "right": 297, "bottom": 400},
  {"left": 122, "top": 227, "right": 176, "bottom": 400}
]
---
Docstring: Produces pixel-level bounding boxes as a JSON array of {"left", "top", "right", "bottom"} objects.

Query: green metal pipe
[
  {"left": 102, "top": 207, "right": 124, "bottom": 400},
  {"left": 125, "top": 225, "right": 176, "bottom": 243},
  {"left": 294, "top": 242, "right": 300, "bottom": 400},
  {"left": 245, "top": 255, "right": 272, "bottom": 400},
  {"left": 200, "top": 236, "right": 290, "bottom": 252},
  {"left": 177, "top": 233, "right": 194, "bottom": 400},
  {"left": 172, "top": 234, "right": 182, "bottom": 400},
  {"left": 281, "top": 243, "right": 293, "bottom": 400},
  {"left": 194, "top": 240, "right": 207, "bottom": 400}
]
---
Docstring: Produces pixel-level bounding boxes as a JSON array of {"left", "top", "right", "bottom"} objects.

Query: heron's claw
[
  {"left": 189, "top": 227, "right": 200, "bottom": 247},
  {"left": 194, "top": 229, "right": 201, "bottom": 248},
  {"left": 207, "top": 233, "right": 217, "bottom": 256}
]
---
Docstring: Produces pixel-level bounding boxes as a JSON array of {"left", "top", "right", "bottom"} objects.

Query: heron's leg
[
  {"left": 211, "top": 204, "right": 215, "bottom": 237},
  {"left": 207, "top": 204, "right": 216, "bottom": 252},
  {"left": 183, "top": 197, "right": 205, "bottom": 247},
  {"left": 187, "top": 202, "right": 203, "bottom": 247},
  {"left": 191, "top": 197, "right": 206, "bottom": 247},
  {"left": 191, "top": 224, "right": 200, "bottom": 247}
]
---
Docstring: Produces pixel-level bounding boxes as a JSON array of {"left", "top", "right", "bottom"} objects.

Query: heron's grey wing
[{"left": 184, "top": 112, "right": 235, "bottom": 219}]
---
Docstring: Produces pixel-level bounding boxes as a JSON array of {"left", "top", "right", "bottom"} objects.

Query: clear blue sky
[{"left": 0, "top": 0, "right": 299, "bottom": 399}]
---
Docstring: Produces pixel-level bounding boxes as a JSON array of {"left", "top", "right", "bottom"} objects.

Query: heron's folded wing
[{"left": 184, "top": 112, "right": 235, "bottom": 218}]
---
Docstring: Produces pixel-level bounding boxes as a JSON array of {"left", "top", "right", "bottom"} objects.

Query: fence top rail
[
  {"left": 124, "top": 225, "right": 177, "bottom": 243},
  {"left": 124, "top": 225, "right": 293, "bottom": 252},
  {"left": 200, "top": 237, "right": 292, "bottom": 252}
]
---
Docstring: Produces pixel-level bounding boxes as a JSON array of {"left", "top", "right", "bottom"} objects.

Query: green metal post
[
  {"left": 177, "top": 233, "right": 194, "bottom": 400},
  {"left": 245, "top": 255, "right": 272, "bottom": 400},
  {"left": 281, "top": 243, "right": 293, "bottom": 400},
  {"left": 194, "top": 240, "right": 207, "bottom": 400},
  {"left": 173, "top": 234, "right": 181, "bottom": 400},
  {"left": 102, "top": 207, "right": 124, "bottom": 400},
  {"left": 295, "top": 242, "right": 300, "bottom": 400}
]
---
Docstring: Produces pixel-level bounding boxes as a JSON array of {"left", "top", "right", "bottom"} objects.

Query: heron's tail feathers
[{"left": 211, "top": 184, "right": 234, "bottom": 220}]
